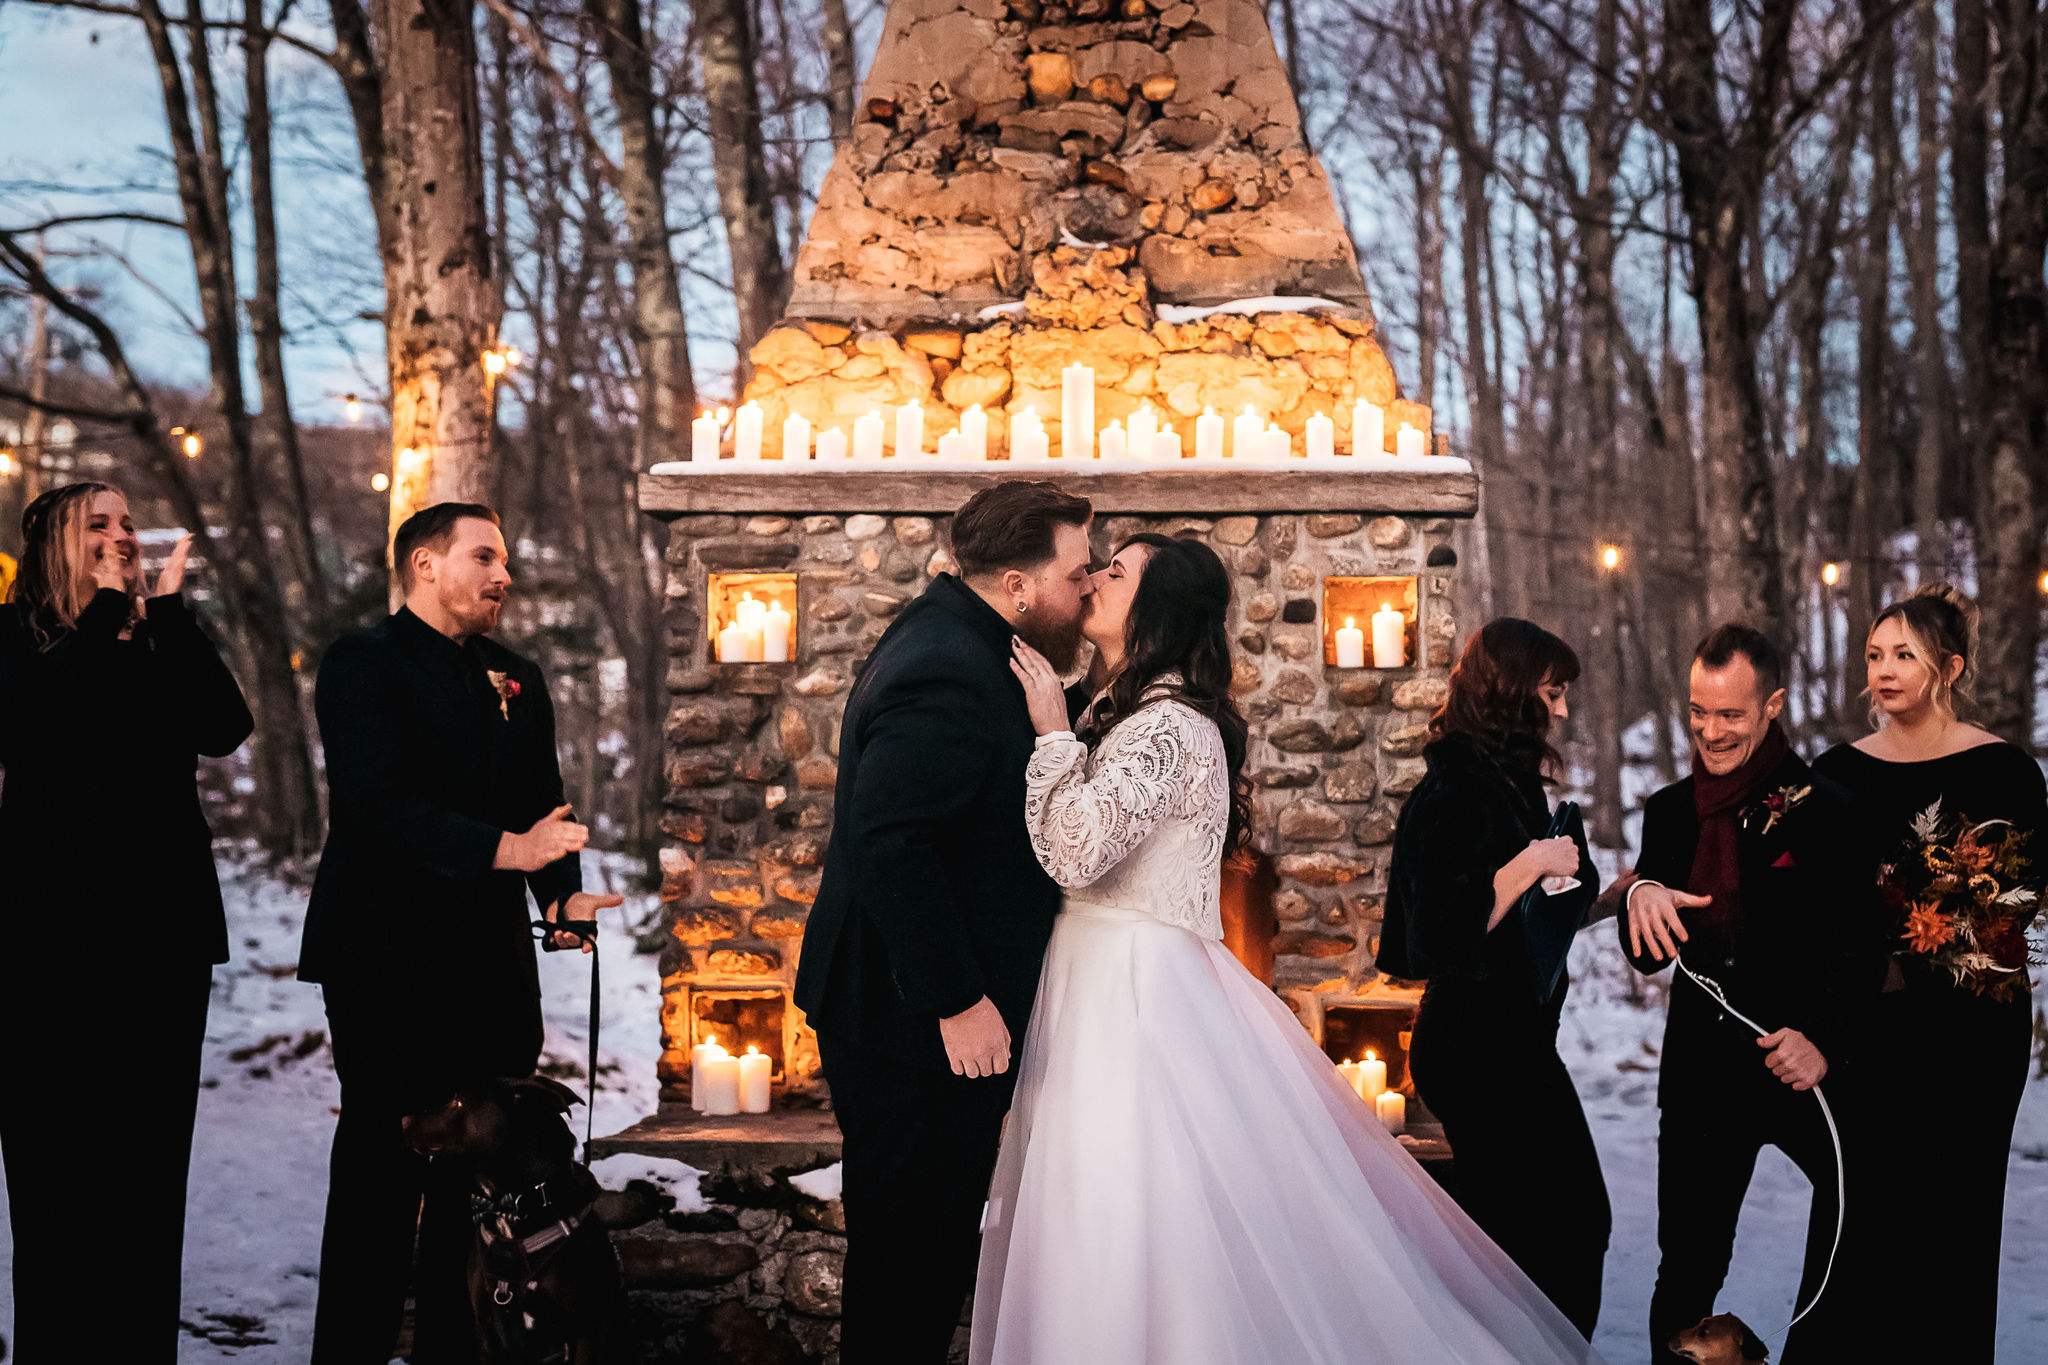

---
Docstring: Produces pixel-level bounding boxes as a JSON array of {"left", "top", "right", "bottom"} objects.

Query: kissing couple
[{"left": 794, "top": 480, "right": 1605, "bottom": 1365}]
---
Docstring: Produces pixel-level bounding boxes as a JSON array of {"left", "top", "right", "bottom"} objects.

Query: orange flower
[
  {"left": 1954, "top": 828, "right": 1999, "bottom": 873},
  {"left": 1903, "top": 903, "right": 1956, "bottom": 954}
]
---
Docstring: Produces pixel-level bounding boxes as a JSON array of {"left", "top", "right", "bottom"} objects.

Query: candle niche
[
  {"left": 1321, "top": 1002, "right": 1418, "bottom": 1101},
  {"left": 708, "top": 571, "right": 797, "bottom": 663},
  {"left": 1323, "top": 575, "right": 1418, "bottom": 669},
  {"left": 690, "top": 988, "right": 788, "bottom": 1084}
]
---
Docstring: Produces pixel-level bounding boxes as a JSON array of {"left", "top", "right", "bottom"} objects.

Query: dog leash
[
  {"left": 536, "top": 912, "right": 602, "bottom": 1153},
  {"left": 1673, "top": 953, "right": 1844, "bottom": 1338}
]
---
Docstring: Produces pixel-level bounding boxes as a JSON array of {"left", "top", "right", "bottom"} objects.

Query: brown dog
[
  {"left": 1667, "top": 1314, "right": 1770, "bottom": 1364},
  {"left": 407, "top": 1076, "right": 637, "bottom": 1365}
]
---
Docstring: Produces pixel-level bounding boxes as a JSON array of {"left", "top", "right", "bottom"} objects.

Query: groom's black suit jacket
[
  {"left": 794, "top": 574, "right": 1061, "bottom": 1072},
  {"left": 300, "top": 607, "right": 581, "bottom": 1025},
  {"left": 1621, "top": 748, "right": 1886, "bottom": 1084}
]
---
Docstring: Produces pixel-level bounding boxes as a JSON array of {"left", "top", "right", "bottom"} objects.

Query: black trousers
[
  {"left": 310, "top": 986, "right": 541, "bottom": 1365},
  {"left": 0, "top": 955, "right": 211, "bottom": 1364},
  {"left": 1410, "top": 980, "right": 1610, "bottom": 1340},
  {"left": 820, "top": 1030, "right": 1016, "bottom": 1365},
  {"left": 1648, "top": 1016, "right": 1851, "bottom": 1365}
]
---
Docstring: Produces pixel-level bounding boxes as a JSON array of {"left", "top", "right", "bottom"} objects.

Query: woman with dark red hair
[{"left": 1383, "top": 618, "right": 1610, "bottom": 1336}]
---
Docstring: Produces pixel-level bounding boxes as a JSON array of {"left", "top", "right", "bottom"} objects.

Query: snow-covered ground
[{"left": 1, "top": 849, "right": 2043, "bottom": 1359}]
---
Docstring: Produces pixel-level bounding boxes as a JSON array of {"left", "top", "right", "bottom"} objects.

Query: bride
[{"left": 977, "top": 532, "right": 1604, "bottom": 1365}]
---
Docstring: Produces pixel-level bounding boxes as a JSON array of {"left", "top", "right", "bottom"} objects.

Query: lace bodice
[{"left": 1023, "top": 690, "right": 1230, "bottom": 939}]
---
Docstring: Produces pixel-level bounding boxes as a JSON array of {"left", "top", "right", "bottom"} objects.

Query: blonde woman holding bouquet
[{"left": 1813, "top": 584, "right": 2046, "bottom": 1361}]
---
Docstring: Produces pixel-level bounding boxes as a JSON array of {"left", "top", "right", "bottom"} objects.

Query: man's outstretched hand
[
  {"left": 544, "top": 892, "right": 622, "bottom": 953},
  {"left": 496, "top": 804, "right": 589, "bottom": 872},
  {"left": 939, "top": 996, "right": 1011, "bottom": 1079}
]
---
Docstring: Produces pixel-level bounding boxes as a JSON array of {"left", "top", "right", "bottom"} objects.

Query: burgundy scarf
[{"left": 1689, "top": 721, "right": 1790, "bottom": 941}]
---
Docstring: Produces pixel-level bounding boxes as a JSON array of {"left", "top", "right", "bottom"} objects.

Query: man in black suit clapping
[
  {"left": 301, "top": 502, "right": 619, "bottom": 1364},
  {"left": 796, "top": 481, "right": 1096, "bottom": 1364}
]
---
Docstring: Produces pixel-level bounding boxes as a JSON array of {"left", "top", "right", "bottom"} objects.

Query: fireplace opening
[
  {"left": 708, "top": 572, "right": 797, "bottom": 662},
  {"left": 1221, "top": 850, "right": 1278, "bottom": 986},
  {"left": 1323, "top": 576, "right": 1417, "bottom": 669},
  {"left": 1321, "top": 1002, "right": 1418, "bottom": 1094},
  {"left": 691, "top": 988, "right": 788, "bottom": 1083}
]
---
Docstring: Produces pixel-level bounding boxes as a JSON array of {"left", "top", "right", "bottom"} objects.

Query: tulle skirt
[{"left": 970, "top": 900, "right": 1605, "bottom": 1365}]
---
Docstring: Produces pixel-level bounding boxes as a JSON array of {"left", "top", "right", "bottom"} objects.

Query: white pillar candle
[
  {"left": 1009, "top": 405, "right": 1038, "bottom": 457},
  {"left": 1195, "top": 406, "right": 1224, "bottom": 461},
  {"left": 1018, "top": 427, "right": 1049, "bottom": 461},
  {"left": 815, "top": 427, "right": 848, "bottom": 461},
  {"left": 895, "top": 401, "right": 924, "bottom": 458},
  {"left": 1152, "top": 429, "right": 1182, "bottom": 460},
  {"left": 692, "top": 410, "right": 721, "bottom": 462},
  {"left": 1376, "top": 1090, "right": 1406, "bottom": 1135},
  {"left": 1337, "top": 1059, "right": 1367, "bottom": 1098},
  {"left": 1099, "top": 420, "right": 1127, "bottom": 461},
  {"left": 1263, "top": 424, "right": 1291, "bottom": 460},
  {"left": 699, "top": 1051, "right": 741, "bottom": 1116},
  {"left": 1232, "top": 404, "right": 1262, "bottom": 459},
  {"left": 1359, "top": 1050, "right": 1387, "bottom": 1106},
  {"left": 1353, "top": 399, "right": 1384, "bottom": 456},
  {"left": 961, "top": 404, "right": 989, "bottom": 461},
  {"left": 935, "top": 429, "right": 964, "bottom": 459},
  {"left": 1306, "top": 411, "right": 1335, "bottom": 460},
  {"left": 1396, "top": 422, "right": 1425, "bottom": 458},
  {"left": 690, "top": 1037, "right": 728, "bottom": 1112},
  {"left": 732, "top": 401, "right": 764, "bottom": 460},
  {"left": 1372, "top": 603, "right": 1406, "bottom": 668},
  {"left": 717, "top": 621, "right": 752, "bottom": 664},
  {"left": 762, "top": 598, "right": 792, "bottom": 662},
  {"left": 1127, "top": 402, "right": 1158, "bottom": 457},
  {"left": 736, "top": 592, "right": 765, "bottom": 632},
  {"left": 852, "top": 411, "right": 885, "bottom": 461},
  {"left": 1335, "top": 616, "right": 1366, "bottom": 668},
  {"left": 1061, "top": 363, "right": 1095, "bottom": 459},
  {"left": 737, "top": 1046, "right": 772, "bottom": 1114},
  {"left": 781, "top": 412, "right": 811, "bottom": 462}
]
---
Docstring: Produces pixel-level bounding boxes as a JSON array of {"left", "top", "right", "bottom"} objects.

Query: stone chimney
[{"left": 736, "top": 0, "right": 1432, "bottom": 456}]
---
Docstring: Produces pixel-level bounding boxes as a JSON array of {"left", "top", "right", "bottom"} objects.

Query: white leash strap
[{"left": 1673, "top": 954, "right": 1844, "bottom": 1338}]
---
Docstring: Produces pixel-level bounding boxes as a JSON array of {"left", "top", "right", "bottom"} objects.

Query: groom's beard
[{"left": 1016, "top": 606, "right": 1084, "bottom": 673}]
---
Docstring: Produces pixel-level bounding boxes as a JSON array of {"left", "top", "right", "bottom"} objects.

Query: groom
[
  {"left": 300, "top": 502, "right": 618, "bottom": 1363},
  {"left": 1621, "top": 625, "right": 1885, "bottom": 1363},
  {"left": 796, "top": 479, "right": 1095, "bottom": 1364}
]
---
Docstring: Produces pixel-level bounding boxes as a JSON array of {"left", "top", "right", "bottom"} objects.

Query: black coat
[
  {"left": 794, "top": 574, "right": 1061, "bottom": 1071},
  {"left": 300, "top": 608, "right": 580, "bottom": 1007},
  {"left": 1381, "top": 732, "right": 1599, "bottom": 1005},
  {"left": 0, "top": 588, "right": 253, "bottom": 962},
  {"left": 1620, "top": 749, "right": 1888, "bottom": 1070}
]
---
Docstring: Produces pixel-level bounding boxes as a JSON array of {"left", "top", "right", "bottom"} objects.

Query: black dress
[
  {"left": 1811, "top": 740, "right": 2047, "bottom": 1362},
  {"left": 1382, "top": 732, "right": 1608, "bottom": 1339},
  {"left": 0, "top": 587, "right": 253, "bottom": 1364}
]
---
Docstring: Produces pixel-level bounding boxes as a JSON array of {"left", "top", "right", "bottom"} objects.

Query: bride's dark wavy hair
[{"left": 1091, "top": 533, "right": 1253, "bottom": 857}]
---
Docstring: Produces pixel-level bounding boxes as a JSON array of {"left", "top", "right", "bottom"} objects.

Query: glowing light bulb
[
  {"left": 371, "top": 471, "right": 390, "bottom": 493},
  {"left": 1822, "top": 562, "right": 1841, "bottom": 587},
  {"left": 482, "top": 349, "right": 507, "bottom": 376},
  {"left": 1599, "top": 544, "right": 1621, "bottom": 572},
  {"left": 182, "top": 432, "right": 202, "bottom": 459},
  {"left": 345, "top": 395, "right": 362, "bottom": 423}
]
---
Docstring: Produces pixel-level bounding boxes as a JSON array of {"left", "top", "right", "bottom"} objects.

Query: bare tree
[{"left": 698, "top": 0, "right": 791, "bottom": 367}]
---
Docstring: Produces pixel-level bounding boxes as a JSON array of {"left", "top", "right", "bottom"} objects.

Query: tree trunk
[
  {"left": 376, "top": 0, "right": 500, "bottom": 578},
  {"left": 1951, "top": 0, "right": 1991, "bottom": 510},
  {"left": 1907, "top": 0, "right": 1953, "bottom": 583},
  {"left": 1411, "top": 145, "right": 1443, "bottom": 403},
  {"left": 588, "top": 0, "right": 699, "bottom": 465},
  {"left": 1580, "top": 0, "right": 1625, "bottom": 847},
  {"left": 819, "top": 0, "right": 857, "bottom": 142},
  {"left": 1849, "top": 4, "right": 1898, "bottom": 661},
  {"left": 698, "top": 0, "right": 789, "bottom": 371}
]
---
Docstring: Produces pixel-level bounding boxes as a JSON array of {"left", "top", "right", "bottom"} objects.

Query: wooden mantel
[{"left": 638, "top": 458, "right": 1479, "bottom": 518}]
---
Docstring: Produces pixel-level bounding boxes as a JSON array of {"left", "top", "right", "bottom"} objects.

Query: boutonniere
[
  {"left": 1744, "top": 782, "right": 1812, "bottom": 836},
  {"left": 485, "top": 668, "right": 521, "bottom": 720}
]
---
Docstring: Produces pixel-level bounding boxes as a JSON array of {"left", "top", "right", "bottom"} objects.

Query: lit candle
[
  {"left": 1061, "top": 363, "right": 1095, "bottom": 459},
  {"left": 961, "top": 404, "right": 989, "bottom": 461},
  {"left": 692, "top": 410, "right": 721, "bottom": 463},
  {"left": 1372, "top": 603, "right": 1405, "bottom": 668},
  {"left": 690, "top": 1036, "right": 728, "bottom": 1112},
  {"left": 717, "top": 620, "right": 753, "bottom": 664},
  {"left": 733, "top": 401, "right": 764, "bottom": 460},
  {"left": 1353, "top": 399, "right": 1384, "bottom": 456},
  {"left": 1195, "top": 406, "right": 1224, "bottom": 461},
  {"left": 1152, "top": 429, "right": 1182, "bottom": 460},
  {"left": 737, "top": 1046, "right": 772, "bottom": 1114},
  {"left": 1396, "top": 422, "right": 1424, "bottom": 458},
  {"left": 936, "top": 428, "right": 965, "bottom": 459},
  {"left": 736, "top": 592, "right": 766, "bottom": 633},
  {"left": 781, "top": 412, "right": 811, "bottom": 462},
  {"left": 852, "top": 411, "right": 885, "bottom": 461},
  {"left": 1010, "top": 406, "right": 1046, "bottom": 461},
  {"left": 1337, "top": 1058, "right": 1366, "bottom": 1098},
  {"left": 1128, "top": 402, "right": 1158, "bottom": 457},
  {"left": 1358, "top": 1049, "right": 1386, "bottom": 1106},
  {"left": 1018, "top": 426, "right": 1049, "bottom": 461},
  {"left": 895, "top": 400, "right": 924, "bottom": 458},
  {"left": 1335, "top": 616, "right": 1366, "bottom": 669},
  {"left": 816, "top": 428, "right": 848, "bottom": 461},
  {"left": 762, "top": 598, "right": 792, "bottom": 662},
  {"left": 1099, "top": 420, "right": 1127, "bottom": 461},
  {"left": 699, "top": 1050, "right": 741, "bottom": 1116},
  {"left": 1263, "top": 424, "right": 1291, "bottom": 460},
  {"left": 1232, "top": 404, "right": 1262, "bottom": 459},
  {"left": 1306, "top": 411, "right": 1335, "bottom": 460},
  {"left": 1375, "top": 1089, "right": 1406, "bottom": 1135}
]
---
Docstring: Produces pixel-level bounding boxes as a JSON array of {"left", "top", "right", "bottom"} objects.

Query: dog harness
[{"left": 471, "top": 1171, "right": 599, "bottom": 1316}]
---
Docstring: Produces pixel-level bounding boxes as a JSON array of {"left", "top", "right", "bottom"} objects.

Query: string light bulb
[
  {"left": 345, "top": 394, "right": 362, "bottom": 423},
  {"left": 1599, "top": 544, "right": 1622, "bottom": 572},
  {"left": 0, "top": 450, "right": 13, "bottom": 476},
  {"left": 482, "top": 349, "right": 506, "bottom": 376},
  {"left": 2038, "top": 569, "right": 2048, "bottom": 596},
  {"left": 172, "top": 427, "right": 201, "bottom": 459},
  {"left": 1822, "top": 562, "right": 1841, "bottom": 587},
  {"left": 371, "top": 471, "right": 390, "bottom": 493}
]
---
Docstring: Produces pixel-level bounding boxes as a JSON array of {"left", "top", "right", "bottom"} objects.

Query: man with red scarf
[{"left": 1619, "top": 625, "right": 1887, "bottom": 1363}]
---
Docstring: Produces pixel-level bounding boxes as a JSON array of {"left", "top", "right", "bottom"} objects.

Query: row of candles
[
  {"left": 1336, "top": 1050, "right": 1407, "bottom": 1134},
  {"left": 716, "top": 591, "right": 793, "bottom": 663},
  {"left": 1334, "top": 608, "right": 1409, "bottom": 669},
  {"left": 693, "top": 366, "right": 1429, "bottom": 463},
  {"left": 689, "top": 1036, "right": 774, "bottom": 1115}
]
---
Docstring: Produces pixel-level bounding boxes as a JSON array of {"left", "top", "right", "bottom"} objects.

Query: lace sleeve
[{"left": 1024, "top": 701, "right": 1206, "bottom": 889}]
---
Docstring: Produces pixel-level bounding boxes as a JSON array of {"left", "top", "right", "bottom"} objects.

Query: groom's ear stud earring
[{"left": 1016, "top": 602, "right": 1028, "bottom": 614}]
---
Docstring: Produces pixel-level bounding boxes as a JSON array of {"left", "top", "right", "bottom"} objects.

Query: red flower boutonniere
[
  {"left": 485, "top": 668, "right": 521, "bottom": 720},
  {"left": 1744, "top": 782, "right": 1812, "bottom": 837}
]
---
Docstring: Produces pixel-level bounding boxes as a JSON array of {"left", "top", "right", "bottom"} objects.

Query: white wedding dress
[{"left": 969, "top": 689, "right": 1605, "bottom": 1365}]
